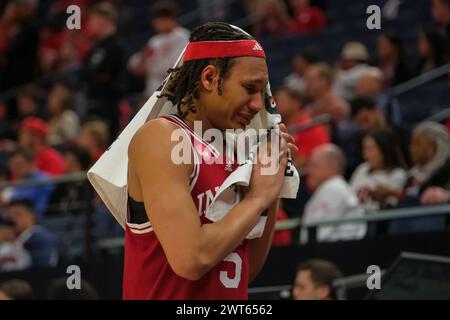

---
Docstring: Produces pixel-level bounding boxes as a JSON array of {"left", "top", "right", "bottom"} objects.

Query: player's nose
[{"left": 247, "top": 93, "right": 264, "bottom": 113}]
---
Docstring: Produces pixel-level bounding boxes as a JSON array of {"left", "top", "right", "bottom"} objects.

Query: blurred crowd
[{"left": 0, "top": 0, "right": 449, "bottom": 276}]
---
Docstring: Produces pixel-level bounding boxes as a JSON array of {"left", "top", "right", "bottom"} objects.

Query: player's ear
[{"left": 200, "top": 65, "right": 219, "bottom": 92}]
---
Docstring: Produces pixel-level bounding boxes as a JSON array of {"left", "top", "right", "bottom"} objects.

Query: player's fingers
[
  {"left": 287, "top": 142, "right": 298, "bottom": 154},
  {"left": 281, "top": 132, "right": 295, "bottom": 144}
]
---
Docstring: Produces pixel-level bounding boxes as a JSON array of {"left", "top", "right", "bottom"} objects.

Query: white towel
[{"left": 87, "top": 28, "right": 300, "bottom": 239}]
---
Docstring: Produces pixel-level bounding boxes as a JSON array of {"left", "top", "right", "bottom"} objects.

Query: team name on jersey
[{"left": 197, "top": 187, "right": 220, "bottom": 216}]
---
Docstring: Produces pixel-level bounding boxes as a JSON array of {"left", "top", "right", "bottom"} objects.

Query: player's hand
[{"left": 244, "top": 123, "right": 297, "bottom": 209}]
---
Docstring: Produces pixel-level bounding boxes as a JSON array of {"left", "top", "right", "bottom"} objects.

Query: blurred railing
[
  {"left": 389, "top": 63, "right": 450, "bottom": 97},
  {"left": 97, "top": 204, "right": 450, "bottom": 250},
  {"left": 278, "top": 204, "right": 450, "bottom": 243},
  {"left": 387, "top": 63, "right": 450, "bottom": 126}
]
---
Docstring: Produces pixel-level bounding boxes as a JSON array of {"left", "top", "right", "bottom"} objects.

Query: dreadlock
[{"left": 159, "top": 22, "right": 252, "bottom": 118}]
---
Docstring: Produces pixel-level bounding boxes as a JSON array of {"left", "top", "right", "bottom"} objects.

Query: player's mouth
[{"left": 235, "top": 112, "right": 254, "bottom": 127}]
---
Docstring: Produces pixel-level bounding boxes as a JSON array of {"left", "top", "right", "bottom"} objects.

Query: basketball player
[{"left": 124, "top": 22, "right": 298, "bottom": 299}]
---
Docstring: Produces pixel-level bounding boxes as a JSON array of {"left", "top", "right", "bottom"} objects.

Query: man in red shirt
[
  {"left": 276, "top": 86, "right": 329, "bottom": 169},
  {"left": 289, "top": 0, "right": 327, "bottom": 34},
  {"left": 18, "top": 117, "right": 67, "bottom": 177}
]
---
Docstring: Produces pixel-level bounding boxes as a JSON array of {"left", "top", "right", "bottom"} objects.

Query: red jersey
[
  {"left": 35, "top": 146, "right": 68, "bottom": 177},
  {"left": 293, "top": 113, "right": 329, "bottom": 157},
  {"left": 290, "top": 7, "right": 327, "bottom": 34},
  {"left": 123, "top": 115, "right": 249, "bottom": 300}
]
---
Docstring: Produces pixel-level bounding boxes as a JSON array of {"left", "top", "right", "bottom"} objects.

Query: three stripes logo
[{"left": 253, "top": 42, "right": 263, "bottom": 51}]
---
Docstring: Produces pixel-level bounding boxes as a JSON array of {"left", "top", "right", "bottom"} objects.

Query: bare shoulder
[
  {"left": 128, "top": 118, "right": 178, "bottom": 159},
  {"left": 128, "top": 117, "right": 192, "bottom": 178}
]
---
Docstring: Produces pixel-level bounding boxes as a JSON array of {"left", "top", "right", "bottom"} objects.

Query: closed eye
[{"left": 244, "top": 85, "right": 261, "bottom": 95}]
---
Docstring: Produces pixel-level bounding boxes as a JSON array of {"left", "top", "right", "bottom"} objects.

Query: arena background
[{"left": 0, "top": 0, "right": 449, "bottom": 300}]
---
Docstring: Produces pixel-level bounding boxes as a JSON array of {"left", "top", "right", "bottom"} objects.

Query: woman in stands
[
  {"left": 376, "top": 32, "right": 412, "bottom": 88},
  {"left": 350, "top": 127, "right": 407, "bottom": 210},
  {"left": 415, "top": 28, "right": 446, "bottom": 75}
]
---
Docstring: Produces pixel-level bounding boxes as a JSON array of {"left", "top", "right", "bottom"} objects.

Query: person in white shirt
[
  {"left": 283, "top": 52, "right": 318, "bottom": 93},
  {"left": 128, "top": 1, "right": 190, "bottom": 97},
  {"left": 350, "top": 128, "right": 407, "bottom": 209},
  {"left": 0, "top": 226, "right": 31, "bottom": 272},
  {"left": 300, "top": 144, "right": 367, "bottom": 244},
  {"left": 332, "top": 42, "right": 371, "bottom": 101}
]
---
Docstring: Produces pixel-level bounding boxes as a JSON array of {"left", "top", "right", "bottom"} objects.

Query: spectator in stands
[
  {"left": 47, "top": 277, "right": 99, "bottom": 300},
  {"left": 388, "top": 122, "right": 450, "bottom": 233},
  {"left": 82, "top": 2, "right": 125, "bottom": 140},
  {"left": 16, "top": 85, "right": 44, "bottom": 123},
  {"left": 47, "top": 82, "right": 80, "bottom": 147},
  {"left": 375, "top": 33, "right": 412, "bottom": 88},
  {"left": 350, "top": 97, "right": 410, "bottom": 168},
  {"left": 47, "top": 0, "right": 93, "bottom": 74},
  {"left": 305, "top": 63, "right": 350, "bottom": 124},
  {"left": 0, "top": 279, "right": 34, "bottom": 300},
  {"left": 18, "top": 117, "right": 68, "bottom": 176},
  {"left": 355, "top": 67, "right": 399, "bottom": 124},
  {"left": 292, "top": 259, "right": 343, "bottom": 300},
  {"left": 300, "top": 144, "right": 366, "bottom": 244},
  {"left": 77, "top": 120, "right": 109, "bottom": 164},
  {"left": 37, "top": 17, "right": 66, "bottom": 78},
  {"left": 252, "top": 0, "right": 291, "bottom": 39},
  {"left": 431, "top": 0, "right": 450, "bottom": 61},
  {"left": 289, "top": 0, "right": 326, "bottom": 35},
  {"left": 128, "top": 1, "right": 189, "bottom": 98},
  {"left": 0, "top": 85, "right": 44, "bottom": 143},
  {"left": 6, "top": 199, "right": 58, "bottom": 268},
  {"left": 355, "top": 68, "right": 384, "bottom": 100},
  {"left": 350, "top": 128, "right": 407, "bottom": 210},
  {"left": 65, "top": 144, "right": 91, "bottom": 173},
  {"left": 275, "top": 86, "right": 329, "bottom": 169},
  {"left": 351, "top": 97, "right": 388, "bottom": 133},
  {"left": 402, "top": 122, "right": 450, "bottom": 201},
  {"left": 283, "top": 51, "right": 318, "bottom": 93},
  {"left": 0, "top": 225, "right": 31, "bottom": 272},
  {"left": 333, "top": 42, "right": 370, "bottom": 101},
  {"left": 415, "top": 28, "right": 446, "bottom": 75},
  {"left": 47, "top": 145, "right": 94, "bottom": 217},
  {"left": 4, "top": 148, "right": 54, "bottom": 219}
]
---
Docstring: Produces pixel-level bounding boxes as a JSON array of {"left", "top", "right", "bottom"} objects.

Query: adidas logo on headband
[{"left": 253, "top": 42, "right": 263, "bottom": 51}]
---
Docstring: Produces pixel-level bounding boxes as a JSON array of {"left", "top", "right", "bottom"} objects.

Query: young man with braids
[{"left": 124, "top": 22, "right": 297, "bottom": 299}]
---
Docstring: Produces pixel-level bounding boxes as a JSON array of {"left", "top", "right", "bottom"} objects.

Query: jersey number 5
[{"left": 219, "top": 252, "right": 242, "bottom": 288}]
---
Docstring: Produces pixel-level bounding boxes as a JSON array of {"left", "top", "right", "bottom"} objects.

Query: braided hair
[{"left": 160, "top": 22, "right": 252, "bottom": 118}]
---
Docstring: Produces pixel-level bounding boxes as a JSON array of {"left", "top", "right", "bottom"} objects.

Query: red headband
[{"left": 183, "top": 40, "right": 266, "bottom": 62}]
